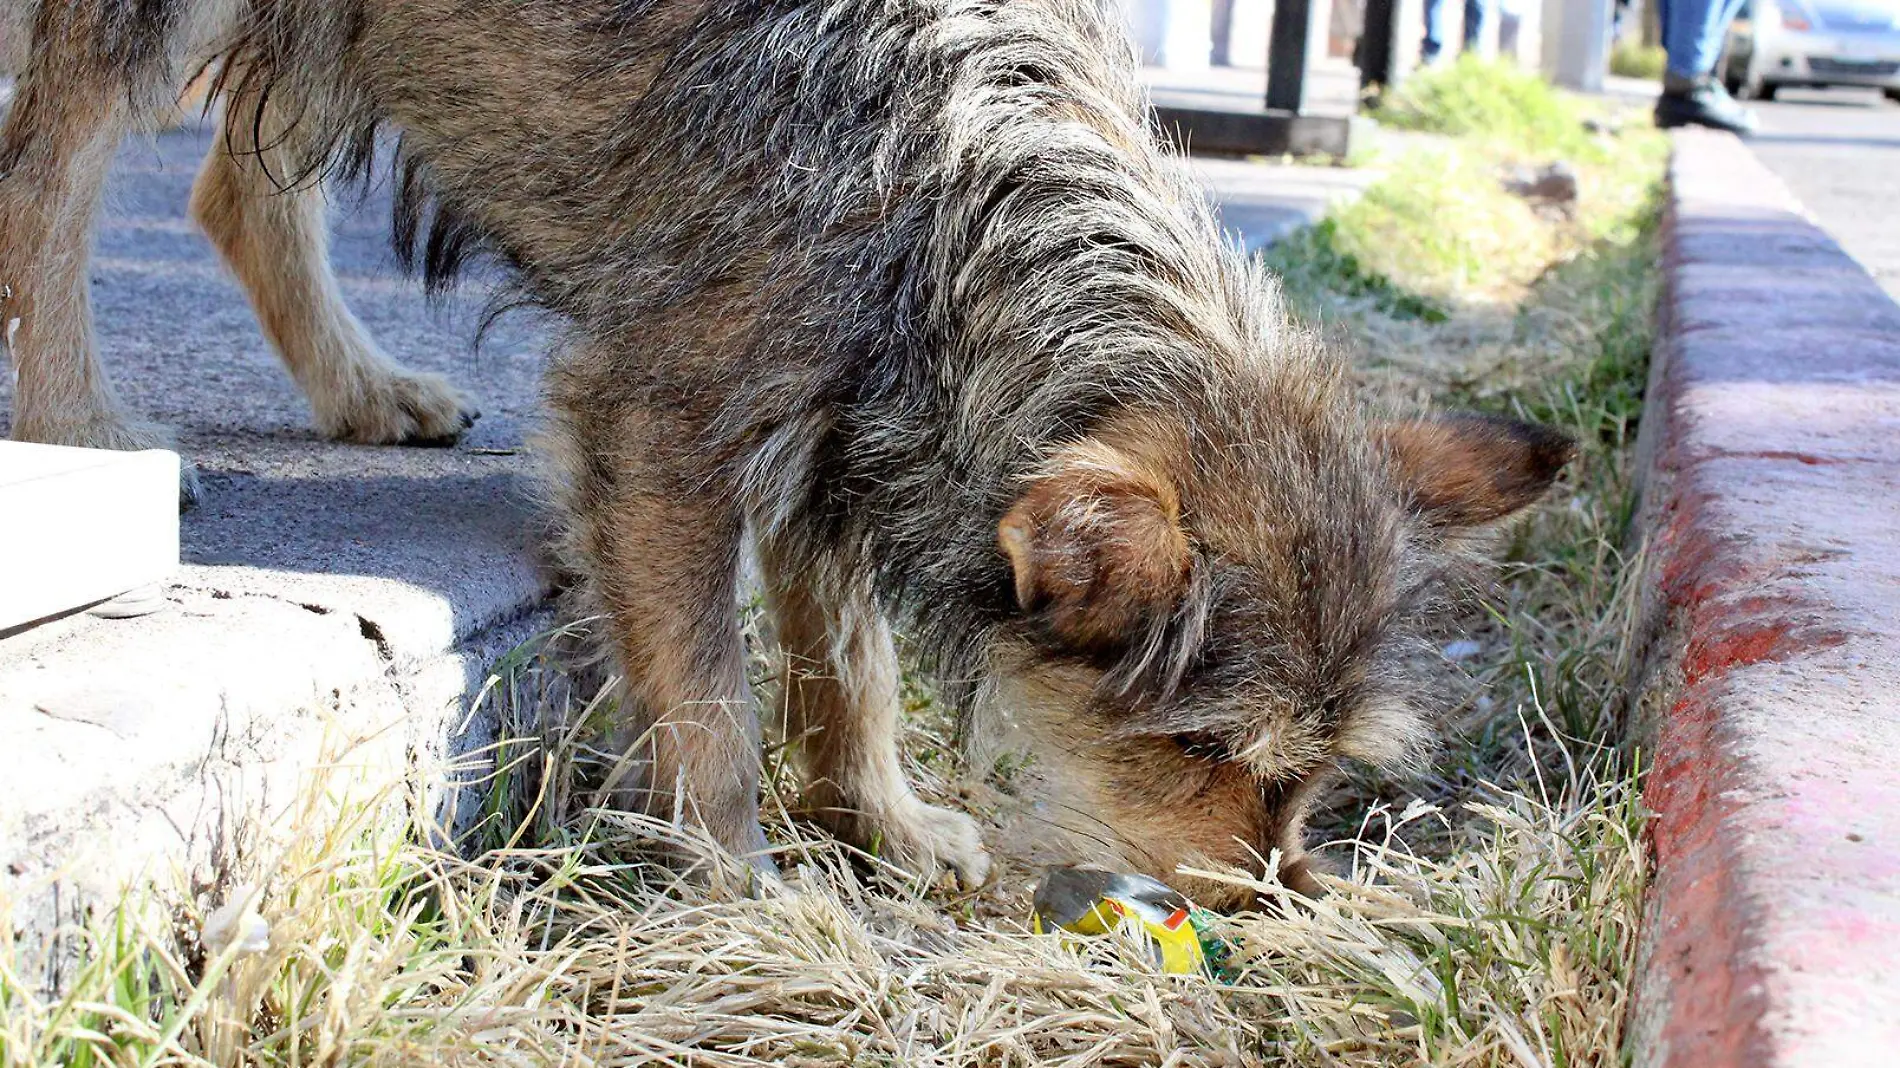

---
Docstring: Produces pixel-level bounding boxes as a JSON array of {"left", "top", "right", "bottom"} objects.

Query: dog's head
[{"left": 994, "top": 404, "right": 1573, "bottom": 906}]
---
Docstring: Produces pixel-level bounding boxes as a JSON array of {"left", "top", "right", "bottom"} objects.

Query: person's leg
[
  {"left": 1211, "top": 0, "right": 1234, "bottom": 66},
  {"left": 1656, "top": 0, "right": 1756, "bottom": 131},
  {"left": 1665, "top": 0, "right": 1745, "bottom": 78},
  {"left": 1462, "top": 0, "right": 1492, "bottom": 51},
  {"left": 1421, "top": 0, "right": 1448, "bottom": 62}
]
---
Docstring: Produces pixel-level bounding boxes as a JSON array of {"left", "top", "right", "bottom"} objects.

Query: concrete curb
[
  {"left": 0, "top": 578, "right": 551, "bottom": 995},
  {"left": 1629, "top": 128, "right": 1900, "bottom": 1067}
]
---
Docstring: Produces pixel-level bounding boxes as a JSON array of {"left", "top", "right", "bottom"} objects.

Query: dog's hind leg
[
  {"left": 0, "top": 10, "right": 199, "bottom": 502},
  {"left": 191, "top": 81, "right": 478, "bottom": 446},
  {"left": 759, "top": 536, "right": 991, "bottom": 888}
]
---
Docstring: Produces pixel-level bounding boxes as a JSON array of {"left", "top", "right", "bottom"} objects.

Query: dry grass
[
  {"left": 0, "top": 698, "right": 1649, "bottom": 1067},
  {"left": 1, "top": 64, "right": 1669, "bottom": 1068}
]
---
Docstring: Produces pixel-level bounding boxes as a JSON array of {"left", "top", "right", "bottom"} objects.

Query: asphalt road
[{"left": 1744, "top": 85, "right": 1900, "bottom": 300}]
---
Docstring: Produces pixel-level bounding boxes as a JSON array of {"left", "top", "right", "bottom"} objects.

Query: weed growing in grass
[{"left": 1, "top": 72, "right": 1670, "bottom": 1068}]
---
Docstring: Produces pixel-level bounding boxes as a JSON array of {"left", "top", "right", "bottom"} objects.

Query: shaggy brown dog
[{"left": 0, "top": 0, "right": 1571, "bottom": 903}]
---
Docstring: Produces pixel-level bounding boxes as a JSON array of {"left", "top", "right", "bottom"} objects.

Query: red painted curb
[{"left": 1630, "top": 129, "right": 1900, "bottom": 1067}]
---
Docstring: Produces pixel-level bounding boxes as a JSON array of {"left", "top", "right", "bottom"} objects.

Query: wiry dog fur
[{"left": 1, "top": 0, "right": 1573, "bottom": 903}]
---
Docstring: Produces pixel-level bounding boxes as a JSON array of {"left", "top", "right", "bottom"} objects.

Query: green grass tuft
[
  {"left": 1262, "top": 217, "right": 1452, "bottom": 324},
  {"left": 1374, "top": 57, "right": 1610, "bottom": 162},
  {"left": 1333, "top": 146, "right": 1558, "bottom": 301},
  {"left": 1609, "top": 40, "right": 1668, "bottom": 81}
]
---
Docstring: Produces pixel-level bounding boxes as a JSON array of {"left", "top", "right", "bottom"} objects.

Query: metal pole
[
  {"left": 1357, "top": 0, "right": 1398, "bottom": 88},
  {"left": 1266, "top": 0, "right": 1316, "bottom": 111}
]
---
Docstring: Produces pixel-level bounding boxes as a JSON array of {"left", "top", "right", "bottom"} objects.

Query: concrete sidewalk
[
  {"left": 1629, "top": 129, "right": 1900, "bottom": 1067},
  {"left": 0, "top": 116, "right": 1369, "bottom": 982}
]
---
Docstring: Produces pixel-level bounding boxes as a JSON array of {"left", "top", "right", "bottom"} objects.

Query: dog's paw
[
  {"left": 873, "top": 800, "right": 992, "bottom": 889},
  {"left": 317, "top": 367, "right": 479, "bottom": 447}
]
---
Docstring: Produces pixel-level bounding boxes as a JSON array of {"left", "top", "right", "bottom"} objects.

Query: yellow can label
[{"left": 1033, "top": 893, "right": 1208, "bottom": 975}]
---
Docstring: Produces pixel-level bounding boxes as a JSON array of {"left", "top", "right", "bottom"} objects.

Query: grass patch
[
  {"left": 1274, "top": 60, "right": 1666, "bottom": 312},
  {"left": 1267, "top": 146, "right": 1558, "bottom": 308},
  {"left": 1610, "top": 40, "right": 1668, "bottom": 81},
  {"left": 1265, "top": 218, "right": 1452, "bottom": 324},
  {"left": 1372, "top": 57, "right": 1612, "bottom": 162},
  {"left": 0, "top": 708, "right": 1651, "bottom": 1066},
  {"left": 0, "top": 67, "right": 1669, "bottom": 1068}
]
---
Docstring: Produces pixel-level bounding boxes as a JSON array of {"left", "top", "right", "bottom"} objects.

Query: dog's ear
[
  {"left": 1380, "top": 414, "right": 1575, "bottom": 528},
  {"left": 998, "top": 439, "right": 1191, "bottom": 650}
]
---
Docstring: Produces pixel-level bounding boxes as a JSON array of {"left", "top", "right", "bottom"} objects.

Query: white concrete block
[
  {"left": 1166, "top": 0, "right": 1216, "bottom": 70},
  {"left": 1124, "top": 0, "right": 1215, "bottom": 69},
  {"left": 0, "top": 442, "right": 179, "bottom": 631},
  {"left": 1543, "top": 0, "right": 1612, "bottom": 89}
]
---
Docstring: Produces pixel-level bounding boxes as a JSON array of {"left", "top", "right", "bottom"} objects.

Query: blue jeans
[
  {"left": 1656, "top": 0, "right": 1750, "bottom": 79},
  {"left": 1422, "top": 0, "right": 1491, "bottom": 61}
]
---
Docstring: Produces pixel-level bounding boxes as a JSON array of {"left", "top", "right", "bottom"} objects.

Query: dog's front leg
[
  {"left": 760, "top": 535, "right": 991, "bottom": 888},
  {"left": 546, "top": 379, "right": 772, "bottom": 879}
]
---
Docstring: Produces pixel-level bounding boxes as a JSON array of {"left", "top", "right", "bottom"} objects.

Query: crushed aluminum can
[{"left": 1030, "top": 865, "right": 1222, "bottom": 975}]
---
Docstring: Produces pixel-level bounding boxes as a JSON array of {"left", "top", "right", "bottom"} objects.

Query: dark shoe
[{"left": 1655, "top": 73, "right": 1760, "bottom": 135}]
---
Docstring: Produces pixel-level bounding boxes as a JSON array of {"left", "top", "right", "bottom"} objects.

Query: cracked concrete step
[
  {"left": 0, "top": 454, "right": 553, "bottom": 988},
  {"left": 0, "top": 442, "right": 550, "bottom": 993},
  {"left": 0, "top": 116, "right": 554, "bottom": 993},
  {"left": 0, "top": 579, "right": 551, "bottom": 992}
]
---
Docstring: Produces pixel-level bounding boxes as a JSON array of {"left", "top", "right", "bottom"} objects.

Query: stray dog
[{"left": 0, "top": 0, "right": 1572, "bottom": 904}]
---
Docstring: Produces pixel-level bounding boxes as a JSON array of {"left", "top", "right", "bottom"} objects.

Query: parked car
[{"left": 1719, "top": 0, "right": 1900, "bottom": 100}]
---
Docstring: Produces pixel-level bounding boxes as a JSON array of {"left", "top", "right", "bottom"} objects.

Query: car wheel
[
  {"left": 1886, "top": 87, "right": 1900, "bottom": 103},
  {"left": 1757, "top": 82, "right": 1779, "bottom": 100},
  {"left": 1718, "top": 48, "right": 1747, "bottom": 95}
]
